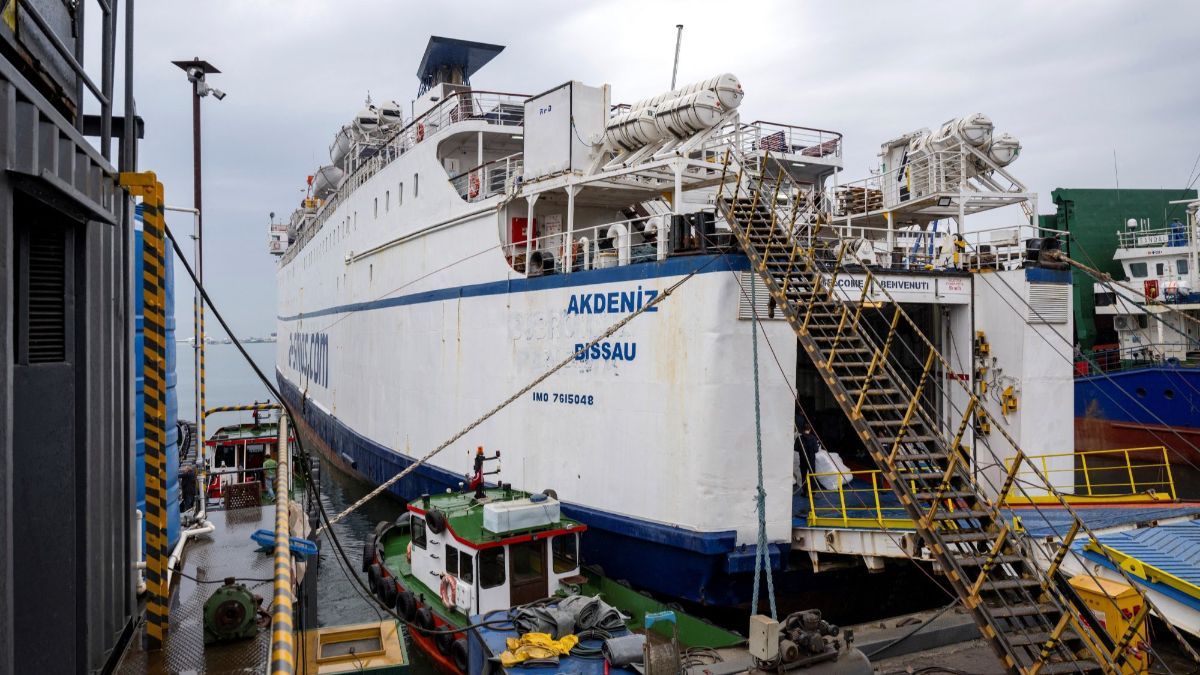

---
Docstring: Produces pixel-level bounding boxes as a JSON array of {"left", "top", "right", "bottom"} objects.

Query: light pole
[{"left": 172, "top": 58, "right": 224, "bottom": 449}]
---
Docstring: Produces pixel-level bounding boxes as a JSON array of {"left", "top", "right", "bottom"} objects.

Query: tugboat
[{"left": 362, "top": 482, "right": 746, "bottom": 674}]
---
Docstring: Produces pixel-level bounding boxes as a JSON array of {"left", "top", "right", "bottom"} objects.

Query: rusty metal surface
[{"left": 117, "top": 506, "right": 276, "bottom": 673}]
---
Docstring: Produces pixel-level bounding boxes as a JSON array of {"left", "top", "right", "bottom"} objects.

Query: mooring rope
[{"left": 749, "top": 275, "right": 778, "bottom": 619}]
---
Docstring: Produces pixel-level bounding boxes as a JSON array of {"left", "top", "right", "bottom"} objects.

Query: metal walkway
[{"left": 116, "top": 503, "right": 310, "bottom": 673}]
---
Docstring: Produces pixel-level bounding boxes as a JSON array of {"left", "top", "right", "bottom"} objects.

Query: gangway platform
[{"left": 791, "top": 454, "right": 1200, "bottom": 638}]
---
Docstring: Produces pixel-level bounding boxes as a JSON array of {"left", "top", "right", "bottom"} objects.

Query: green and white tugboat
[{"left": 362, "top": 482, "right": 753, "bottom": 674}]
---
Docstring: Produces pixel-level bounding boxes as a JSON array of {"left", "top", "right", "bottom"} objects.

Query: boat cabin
[
  {"left": 204, "top": 421, "right": 295, "bottom": 504},
  {"left": 406, "top": 488, "right": 586, "bottom": 616}
]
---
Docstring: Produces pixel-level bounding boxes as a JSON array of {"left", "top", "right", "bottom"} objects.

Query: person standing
[
  {"left": 262, "top": 450, "right": 278, "bottom": 502},
  {"left": 795, "top": 423, "right": 820, "bottom": 494}
]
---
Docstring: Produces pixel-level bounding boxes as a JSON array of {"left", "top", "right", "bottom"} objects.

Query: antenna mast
[{"left": 671, "top": 24, "right": 684, "bottom": 89}]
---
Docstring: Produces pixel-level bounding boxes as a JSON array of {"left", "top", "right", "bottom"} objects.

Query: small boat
[{"left": 362, "top": 485, "right": 743, "bottom": 674}]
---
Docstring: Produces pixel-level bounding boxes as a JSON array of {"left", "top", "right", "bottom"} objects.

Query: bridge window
[
  {"left": 411, "top": 517, "right": 427, "bottom": 549},
  {"left": 1128, "top": 262, "right": 1147, "bottom": 278},
  {"left": 1156, "top": 262, "right": 1165, "bottom": 276},
  {"left": 459, "top": 551, "right": 473, "bottom": 583},
  {"left": 446, "top": 543, "right": 459, "bottom": 577},
  {"left": 552, "top": 533, "right": 578, "bottom": 573},
  {"left": 479, "top": 547, "right": 505, "bottom": 589},
  {"left": 1177, "top": 259, "right": 1189, "bottom": 275}
]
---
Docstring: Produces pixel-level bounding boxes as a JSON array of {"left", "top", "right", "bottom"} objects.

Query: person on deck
[
  {"left": 794, "top": 422, "right": 820, "bottom": 494},
  {"left": 262, "top": 451, "right": 278, "bottom": 502}
]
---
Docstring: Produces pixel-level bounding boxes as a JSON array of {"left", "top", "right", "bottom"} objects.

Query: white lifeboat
[
  {"left": 312, "top": 165, "right": 344, "bottom": 200},
  {"left": 329, "top": 125, "right": 356, "bottom": 170}
]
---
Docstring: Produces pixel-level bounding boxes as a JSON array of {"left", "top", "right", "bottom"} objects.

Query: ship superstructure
[{"left": 272, "top": 36, "right": 1075, "bottom": 606}]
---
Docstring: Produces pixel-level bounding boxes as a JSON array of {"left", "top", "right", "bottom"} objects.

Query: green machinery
[{"left": 203, "top": 578, "right": 261, "bottom": 644}]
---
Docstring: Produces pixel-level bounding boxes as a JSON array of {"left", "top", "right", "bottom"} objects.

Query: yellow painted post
[
  {"left": 837, "top": 476, "right": 848, "bottom": 527},
  {"left": 871, "top": 472, "right": 883, "bottom": 524},
  {"left": 1124, "top": 449, "right": 1137, "bottom": 494},
  {"left": 1161, "top": 447, "right": 1176, "bottom": 500},
  {"left": 270, "top": 414, "right": 296, "bottom": 674},
  {"left": 807, "top": 475, "right": 817, "bottom": 523},
  {"left": 121, "top": 172, "right": 169, "bottom": 649},
  {"left": 1081, "top": 453, "right": 1093, "bottom": 497}
]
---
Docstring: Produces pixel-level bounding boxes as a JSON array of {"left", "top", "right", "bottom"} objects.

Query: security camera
[
  {"left": 210, "top": 88, "right": 226, "bottom": 101},
  {"left": 186, "top": 66, "right": 205, "bottom": 83}
]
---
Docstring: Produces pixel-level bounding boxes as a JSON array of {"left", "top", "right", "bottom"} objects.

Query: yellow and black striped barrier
[
  {"left": 270, "top": 414, "right": 296, "bottom": 674},
  {"left": 203, "top": 403, "right": 282, "bottom": 419},
  {"left": 121, "top": 171, "right": 171, "bottom": 649}
]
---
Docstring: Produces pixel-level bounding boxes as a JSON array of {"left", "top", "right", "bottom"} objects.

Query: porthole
[
  {"left": 1135, "top": 387, "right": 1147, "bottom": 398},
  {"left": 1164, "top": 389, "right": 1175, "bottom": 400}
]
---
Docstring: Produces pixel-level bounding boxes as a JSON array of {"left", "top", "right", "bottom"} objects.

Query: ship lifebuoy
[
  {"left": 416, "top": 123, "right": 425, "bottom": 142},
  {"left": 439, "top": 574, "right": 457, "bottom": 608},
  {"left": 468, "top": 171, "right": 481, "bottom": 199}
]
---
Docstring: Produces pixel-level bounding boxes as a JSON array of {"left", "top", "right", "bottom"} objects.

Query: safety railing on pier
[{"left": 1002, "top": 447, "right": 1176, "bottom": 505}]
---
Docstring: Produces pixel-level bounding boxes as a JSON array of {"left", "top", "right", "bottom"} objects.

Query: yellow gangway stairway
[{"left": 715, "top": 149, "right": 1157, "bottom": 675}]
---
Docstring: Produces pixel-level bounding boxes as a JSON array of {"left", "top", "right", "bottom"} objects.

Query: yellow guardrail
[
  {"left": 805, "top": 469, "right": 914, "bottom": 529},
  {"left": 805, "top": 447, "right": 1177, "bottom": 528},
  {"left": 1003, "top": 447, "right": 1176, "bottom": 505}
]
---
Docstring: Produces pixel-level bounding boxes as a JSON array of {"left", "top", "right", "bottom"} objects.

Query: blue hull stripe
[
  {"left": 275, "top": 370, "right": 739, "bottom": 555},
  {"left": 278, "top": 253, "right": 750, "bottom": 322}
]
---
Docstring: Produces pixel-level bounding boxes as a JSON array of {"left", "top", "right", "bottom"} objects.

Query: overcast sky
[{"left": 119, "top": 1, "right": 1200, "bottom": 339}]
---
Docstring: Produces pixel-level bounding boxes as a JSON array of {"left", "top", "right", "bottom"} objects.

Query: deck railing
[
  {"left": 1080, "top": 342, "right": 1195, "bottom": 374},
  {"left": 1116, "top": 223, "right": 1195, "bottom": 249},
  {"left": 805, "top": 469, "right": 913, "bottom": 529},
  {"left": 449, "top": 153, "right": 523, "bottom": 203},
  {"left": 1002, "top": 447, "right": 1176, "bottom": 504},
  {"left": 805, "top": 447, "right": 1176, "bottom": 528}
]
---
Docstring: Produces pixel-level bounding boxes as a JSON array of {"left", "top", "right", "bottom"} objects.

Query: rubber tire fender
[
  {"left": 415, "top": 606, "right": 435, "bottom": 632},
  {"left": 451, "top": 637, "right": 469, "bottom": 673},
  {"left": 368, "top": 562, "right": 383, "bottom": 595},
  {"left": 435, "top": 628, "right": 455, "bottom": 655},
  {"left": 426, "top": 509, "right": 447, "bottom": 534},
  {"left": 395, "top": 590, "right": 417, "bottom": 622},
  {"left": 361, "top": 538, "right": 376, "bottom": 572},
  {"left": 379, "top": 574, "right": 398, "bottom": 606}
]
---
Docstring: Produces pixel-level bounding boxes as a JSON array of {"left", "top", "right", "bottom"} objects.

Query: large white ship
[{"left": 272, "top": 36, "right": 1075, "bottom": 606}]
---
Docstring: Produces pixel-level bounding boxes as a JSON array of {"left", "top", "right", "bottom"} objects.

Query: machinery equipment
[{"left": 203, "top": 577, "right": 262, "bottom": 645}]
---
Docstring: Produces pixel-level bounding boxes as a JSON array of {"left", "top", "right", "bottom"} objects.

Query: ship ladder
[{"left": 714, "top": 148, "right": 1170, "bottom": 675}]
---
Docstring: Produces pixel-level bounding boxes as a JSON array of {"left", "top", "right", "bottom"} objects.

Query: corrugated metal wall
[{"left": 0, "top": 48, "right": 135, "bottom": 675}]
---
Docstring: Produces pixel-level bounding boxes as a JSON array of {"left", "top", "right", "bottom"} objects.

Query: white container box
[
  {"left": 483, "top": 497, "right": 561, "bottom": 534},
  {"left": 523, "top": 81, "right": 608, "bottom": 181}
]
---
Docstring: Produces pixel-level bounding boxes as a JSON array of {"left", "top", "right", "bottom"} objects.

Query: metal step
[
  {"left": 987, "top": 602, "right": 1059, "bottom": 619},
  {"left": 1007, "top": 630, "right": 1081, "bottom": 647},
  {"left": 979, "top": 578, "right": 1042, "bottom": 592},
  {"left": 954, "top": 554, "right": 1025, "bottom": 567},
  {"left": 914, "top": 490, "right": 976, "bottom": 500},
  {"left": 1028, "top": 661, "right": 1103, "bottom": 675},
  {"left": 929, "top": 509, "right": 993, "bottom": 521},
  {"left": 939, "top": 531, "right": 996, "bottom": 544}
]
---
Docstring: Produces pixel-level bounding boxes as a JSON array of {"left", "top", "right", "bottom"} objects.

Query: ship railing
[
  {"left": 1116, "top": 223, "right": 1196, "bottom": 249},
  {"left": 805, "top": 221, "right": 1063, "bottom": 272},
  {"left": 804, "top": 469, "right": 915, "bottom": 529},
  {"left": 280, "top": 91, "right": 527, "bottom": 266},
  {"left": 505, "top": 209, "right": 737, "bottom": 275},
  {"left": 449, "top": 153, "right": 524, "bottom": 203},
  {"left": 739, "top": 120, "right": 842, "bottom": 160},
  {"left": 1002, "top": 447, "right": 1177, "bottom": 504},
  {"left": 1081, "top": 342, "right": 1196, "bottom": 374}
]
